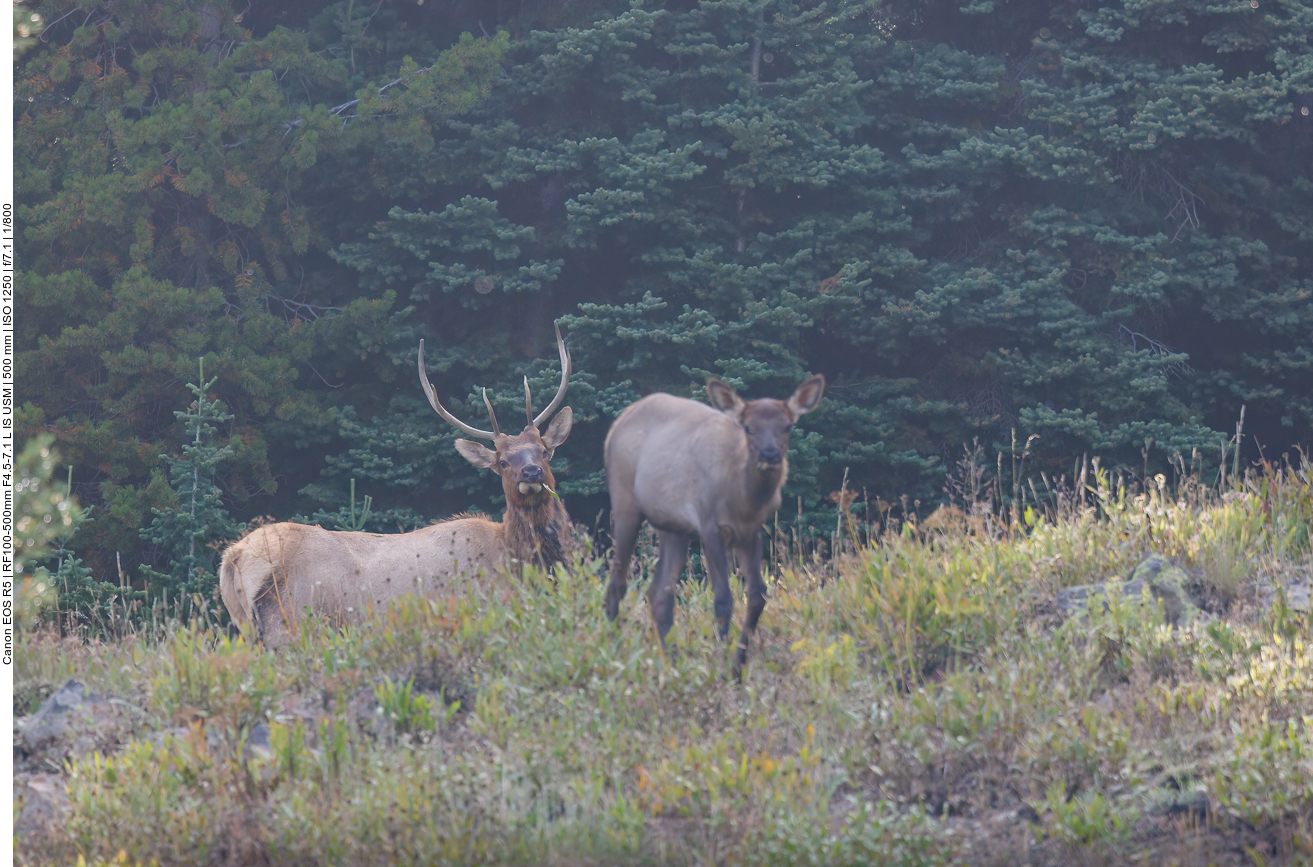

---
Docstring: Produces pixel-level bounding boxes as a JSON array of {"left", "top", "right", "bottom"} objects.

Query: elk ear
[
  {"left": 707, "top": 378, "right": 745, "bottom": 419},
  {"left": 541, "top": 406, "right": 573, "bottom": 456},
  {"left": 455, "top": 438, "right": 499, "bottom": 471},
  {"left": 787, "top": 374, "right": 825, "bottom": 418}
]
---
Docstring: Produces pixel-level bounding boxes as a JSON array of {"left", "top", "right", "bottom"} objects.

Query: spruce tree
[
  {"left": 16, "top": 0, "right": 1313, "bottom": 544},
  {"left": 332, "top": 0, "right": 1312, "bottom": 523},
  {"left": 15, "top": 0, "right": 510, "bottom": 574},
  {"left": 139, "top": 359, "right": 243, "bottom": 605}
]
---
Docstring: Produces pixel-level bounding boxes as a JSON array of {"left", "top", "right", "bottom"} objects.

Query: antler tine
[
  {"left": 531, "top": 321, "right": 572, "bottom": 428},
  {"left": 481, "top": 388, "right": 501, "bottom": 438},
  {"left": 417, "top": 340, "right": 498, "bottom": 441},
  {"left": 523, "top": 376, "right": 534, "bottom": 428}
]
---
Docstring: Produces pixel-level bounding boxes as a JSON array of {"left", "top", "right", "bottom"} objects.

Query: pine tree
[
  {"left": 335, "top": 0, "right": 1311, "bottom": 522},
  {"left": 139, "top": 359, "right": 243, "bottom": 605},
  {"left": 15, "top": 0, "right": 510, "bottom": 575},
  {"left": 16, "top": 0, "right": 1313, "bottom": 546}
]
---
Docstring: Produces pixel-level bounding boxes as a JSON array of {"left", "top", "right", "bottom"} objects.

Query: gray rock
[
  {"left": 1151, "top": 790, "right": 1211, "bottom": 823},
  {"left": 1056, "top": 553, "right": 1205, "bottom": 627},
  {"left": 1283, "top": 580, "right": 1313, "bottom": 612},
  {"left": 247, "top": 722, "right": 273, "bottom": 761},
  {"left": 145, "top": 720, "right": 273, "bottom": 762},
  {"left": 13, "top": 773, "right": 70, "bottom": 839},
  {"left": 18, "top": 679, "right": 116, "bottom": 750}
]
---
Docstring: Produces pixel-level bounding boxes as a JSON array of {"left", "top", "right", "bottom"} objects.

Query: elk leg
[
  {"left": 649, "top": 530, "right": 690, "bottom": 645},
  {"left": 732, "top": 532, "right": 767, "bottom": 680},
  {"left": 701, "top": 527, "right": 733, "bottom": 641},
  {"left": 605, "top": 503, "right": 642, "bottom": 621}
]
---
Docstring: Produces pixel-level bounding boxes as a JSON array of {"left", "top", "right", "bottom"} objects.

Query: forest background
[{"left": 12, "top": 0, "right": 1313, "bottom": 599}]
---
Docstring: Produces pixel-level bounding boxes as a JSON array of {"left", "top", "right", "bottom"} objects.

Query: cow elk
[
  {"left": 603, "top": 374, "right": 825, "bottom": 678},
  {"left": 219, "top": 325, "right": 574, "bottom": 648}
]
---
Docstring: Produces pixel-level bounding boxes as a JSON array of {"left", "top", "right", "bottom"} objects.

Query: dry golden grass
[{"left": 14, "top": 460, "right": 1313, "bottom": 866}]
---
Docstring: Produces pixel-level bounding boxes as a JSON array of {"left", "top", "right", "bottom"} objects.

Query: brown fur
[
  {"left": 603, "top": 375, "right": 824, "bottom": 679},
  {"left": 219, "top": 332, "right": 575, "bottom": 648},
  {"left": 504, "top": 492, "right": 570, "bottom": 568},
  {"left": 220, "top": 516, "right": 510, "bottom": 648}
]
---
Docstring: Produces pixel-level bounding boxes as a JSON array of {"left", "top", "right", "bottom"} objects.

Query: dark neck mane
[{"left": 503, "top": 496, "right": 571, "bottom": 568}]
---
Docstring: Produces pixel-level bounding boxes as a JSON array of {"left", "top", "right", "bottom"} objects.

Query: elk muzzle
[
  {"left": 756, "top": 443, "right": 783, "bottom": 470},
  {"left": 518, "top": 464, "right": 545, "bottom": 495}
]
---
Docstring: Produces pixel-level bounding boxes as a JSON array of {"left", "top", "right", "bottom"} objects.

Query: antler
[
  {"left": 481, "top": 388, "right": 501, "bottom": 438},
  {"left": 417, "top": 339, "right": 499, "bottom": 441},
  {"left": 419, "top": 322, "right": 568, "bottom": 438},
  {"left": 528, "top": 321, "right": 571, "bottom": 429}
]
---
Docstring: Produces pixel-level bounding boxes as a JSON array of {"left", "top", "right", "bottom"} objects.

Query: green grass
[{"left": 15, "top": 460, "right": 1313, "bottom": 866}]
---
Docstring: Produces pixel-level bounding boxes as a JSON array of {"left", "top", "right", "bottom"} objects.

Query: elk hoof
[{"left": 732, "top": 647, "right": 748, "bottom": 683}]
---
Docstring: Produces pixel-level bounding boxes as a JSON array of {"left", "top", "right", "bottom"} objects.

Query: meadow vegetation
[{"left": 14, "top": 457, "right": 1313, "bottom": 866}]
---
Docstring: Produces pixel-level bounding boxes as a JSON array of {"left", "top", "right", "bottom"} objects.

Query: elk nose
[
  {"left": 521, "top": 464, "right": 544, "bottom": 482},
  {"left": 760, "top": 444, "right": 782, "bottom": 464}
]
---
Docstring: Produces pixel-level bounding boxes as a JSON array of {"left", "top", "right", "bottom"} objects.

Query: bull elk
[
  {"left": 219, "top": 326, "right": 574, "bottom": 648},
  {"left": 603, "top": 374, "right": 825, "bottom": 678}
]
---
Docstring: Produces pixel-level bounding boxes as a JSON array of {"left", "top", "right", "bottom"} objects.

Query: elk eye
[
  {"left": 743, "top": 424, "right": 754, "bottom": 435},
  {"left": 498, "top": 460, "right": 509, "bottom": 469}
]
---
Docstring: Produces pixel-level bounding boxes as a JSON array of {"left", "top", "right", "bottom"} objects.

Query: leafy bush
[
  {"left": 747, "top": 798, "right": 946, "bottom": 867},
  {"left": 834, "top": 533, "right": 1011, "bottom": 686},
  {"left": 148, "top": 624, "right": 284, "bottom": 741}
]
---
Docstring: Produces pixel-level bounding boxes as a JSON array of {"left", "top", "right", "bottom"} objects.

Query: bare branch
[
  {"left": 329, "top": 64, "right": 434, "bottom": 118},
  {"left": 1119, "top": 155, "right": 1205, "bottom": 241},
  {"left": 1117, "top": 324, "right": 1194, "bottom": 378},
  {"left": 265, "top": 295, "right": 341, "bottom": 323}
]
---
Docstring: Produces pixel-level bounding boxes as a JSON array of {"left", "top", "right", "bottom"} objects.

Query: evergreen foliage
[
  {"left": 138, "top": 359, "right": 244, "bottom": 603},
  {"left": 48, "top": 464, "right": 123, "bottom": 624},
  {"left": 13, "top": 436, "right": 122, "bottom": 625},
  {"left": 339, "top": 0, "right": 1312, "bottom": 520},
  {"left": 13, "top": 2, "right": 43, "bottom": 56},
  {"left": 15, "top": 0, "right": 509, "bottom": 580},
  {"left": 14, "top": 436, "right": 80, "bottom": 574},
  {"left": 15, "top": 0, "right": 1313, "bottom": 587}
]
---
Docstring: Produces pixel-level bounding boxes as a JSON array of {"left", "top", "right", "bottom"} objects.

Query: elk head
[
  {"left": 707, "top": 374, "right": 825, "bottom": 480},
  {"left": 417, "top": 324, "right": 573, "bottom": 510}
]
